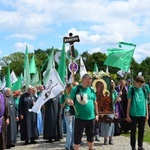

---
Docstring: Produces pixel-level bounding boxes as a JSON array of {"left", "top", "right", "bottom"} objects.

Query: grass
[{"left": 121, "top": 122, "right": 150, "bottom": 144}]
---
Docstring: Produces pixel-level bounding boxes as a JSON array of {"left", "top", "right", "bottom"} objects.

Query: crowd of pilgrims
[{"left": 0, "top": 78, "right": 149, "bottom": 150}]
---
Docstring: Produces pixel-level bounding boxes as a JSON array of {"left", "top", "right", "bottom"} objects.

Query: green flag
[
  {"left": 104, "top": 42, "right": 135, "bottom": 72},
  {"left": 118, "top": 42, "right": 136, "bottom": 48},
  {"left": 29, "top": 55, "right": 37, "bottom": 74},
  {"left": 6, "top": 64, "right": 11, "bottom": 88},
  {"left": 42, "top": 48, "right": 55, "bottom": 85},
  {"left": 12, "top": 75, "right": 22, "bottom": 92},
  {"left": 24, "top": 45, "right": 31, "bottom": 89},
  {"left": 57, "top": 43, "right": 66, "bottom": 84},
  {"left": 93, "top": 63, "right": 99, "bottom": 73},
  {"left": 31, "top": 71, "right": 39, "bottom": 86}
]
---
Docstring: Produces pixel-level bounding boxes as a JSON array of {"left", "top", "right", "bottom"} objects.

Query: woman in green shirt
[{"left": 60, "top": 83, "right": 74, "bottom": 150}]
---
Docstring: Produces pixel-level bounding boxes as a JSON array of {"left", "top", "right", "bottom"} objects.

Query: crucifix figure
[{"left": 63, "top": 33, "right": 80, "bottom": 58}]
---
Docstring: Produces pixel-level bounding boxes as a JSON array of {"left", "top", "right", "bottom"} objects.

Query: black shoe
[
  {"left": 138, "top": 147, "right": 145, "bottom": 150},
  {"left": 30, "top": 140, "right": 37, "bottom": 144},
  {"left": 109, "top": 139, "right": 113, "bottom": 145},
  {"left": 104, "top": 140, "right": 108, "bottom": 145},
  {"left": 55, "top": 138, "right": 60, "bottom": 141},
  {"left": 70, "top": 146, "right": 74, "bottom": 150},
  {"left": 49, "top": 139, "right": 53, "bottom": 143},
  {"left": 6, "top": 145, "right": 11, "bottom": 149},
  {"left": 24, "top": 141, "right": 29, "bottom": 145},
  {"left": 95, "top": 135, "right": 100, "bottom": 141}
]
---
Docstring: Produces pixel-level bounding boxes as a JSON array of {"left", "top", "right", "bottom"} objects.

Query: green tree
[{"left": 139, "top": 57, "right": 150, "bottom": 82}]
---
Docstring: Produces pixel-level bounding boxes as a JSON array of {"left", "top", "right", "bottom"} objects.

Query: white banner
[
  {"left": 80, "top": 56, "right": 87, "bottom": 79},
  {"left": 29, "top": 68, "right": 65, "bottom": 113},
  {"left": 10, "top": 71, "right": 18, "bottom": 84}
]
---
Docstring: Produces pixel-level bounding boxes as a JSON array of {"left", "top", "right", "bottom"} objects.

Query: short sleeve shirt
[
  {"left": 127, "top": 86, "right": 146, "bottom": 117},
  {"left": 70, "top": 85, "right": 96, "bottom": 120},
  {"left": 60, "top": 93, "right": 71, "bottom": 111}
]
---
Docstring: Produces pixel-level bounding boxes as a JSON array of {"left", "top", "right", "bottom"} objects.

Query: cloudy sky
[{"left": 0, "top": 0, "right": 150, "bottom": 63}]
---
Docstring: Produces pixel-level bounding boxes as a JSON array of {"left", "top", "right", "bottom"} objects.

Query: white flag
[
  {"left": 29, "top": 68, "right": 65, "bottom": 113},
  {"left": 80, "top": 56, "right": 87, "bottom": 79},
  {"left": 117, "top": 69, "right": 131, "bottom": 78},
  {"left": 1, "top": 76, "right": 6, "bottom": 90},
  {"left": 68, "top": 73, "right": 73, "bottom": 84},
  {"left": 10, "top": 71, "right": 18, "bottom": 84},
  {"left": 117, "top": 70, "right": 125, "bottom": 78},
  {"left": 138, "top": 72, "right": 142, "bottom": 76},
  {"left": 106, "top": 66, "right": 109, "bottom": 73}
]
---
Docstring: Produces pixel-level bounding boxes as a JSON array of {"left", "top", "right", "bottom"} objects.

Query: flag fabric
[
  {"left": 54, "top": 51, "right": 61, "bottom": 64},
  {"left": 10, "top": 71, "right": 18, "bottom": 84},
  {"left": 93, "top": 63, "right": 99, "bottom": 73},
  {"left": 6, "top": 64, "right": 11, "bottom": 88},
  {"left": 57, "top": 43, "right": 66, "bottom": 84},
  {"left": 104, "top": 42, "right": 136, "bottom": 72},
  {"left": 43, "top": 48, "right": 55, "bottom": 86},
  {"left": 138, "top": 72, "right": 142, "bottom": 76},
  {"left": 106, "top": 66, "right": 109, "bottom": 73},
  {"left": 65, "top": 68, "right": 69, "bottom": 83},
  {"left": 118, "top": 42, "right": 136, "bottom": 48},
  {"left": 0, "top": 76, "right": 6, "bottom": 90},
  {"left": 117, "top": 69, "right": 131, "bottom": 78},
  {"left": 20, "top": 73, "right": 24, "bottom": 86},
  {"left": 12, "top": 75, "right": 22, "bottom": 92},
  {"left": 29, "top": 55, "right": 37, "bottom": 74},
  {"left": 24, "top": 46, "right": 31, "bottom": 89},
  {"left": 31, "top": 71, "right": 39, "bottom": 86},
  {"left": 29, "top": 68, "right": 65, "bottom": 113},
  {"left": 79, "top": 56, "right": 87, "bottom": 79},
  {"left": 68, "top": 73, "right": 73, "bottom": 83},
  {"left": 117, "top": 70, "right": 125, "bottom": 78}
]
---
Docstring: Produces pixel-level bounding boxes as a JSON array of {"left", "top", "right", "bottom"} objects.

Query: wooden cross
[{"left": 63, "top": 33, "right": 80, "bottom": 58}]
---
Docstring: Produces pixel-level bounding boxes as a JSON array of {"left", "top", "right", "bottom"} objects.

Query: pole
[{"left": 70, "top": 45, "right": 75, "bottom": 84}]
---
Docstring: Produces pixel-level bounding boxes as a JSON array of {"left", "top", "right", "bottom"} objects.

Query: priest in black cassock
[
  {"left": 19, "top": 86, "right": 39, "bottom": 144},
  {"left": 43, "top": 94, "right": 63, "bottom": 142},
  {"left": 4, "top": 87, "right": 18, "bottom": 149}
]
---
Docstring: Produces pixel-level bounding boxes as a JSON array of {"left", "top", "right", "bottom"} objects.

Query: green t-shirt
[
  {"left": 127, "top": 86, "right": 147, "bottom": 117},
  {"left": 144, "top": 84, "right": 150, "bottom": 94},
  {"left": 60, "top": 92, "right": 70, "bottom": 111},
  {"left": 143, "top": 84, "right": 150, "bottom": 103},
  {"left": 70, "top": 85, "right": 96, "bottom": 120}
]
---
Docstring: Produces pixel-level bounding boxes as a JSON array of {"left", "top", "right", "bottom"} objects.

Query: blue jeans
[{"left": 64, "top": 115, "right": 75, "bottom": 149}]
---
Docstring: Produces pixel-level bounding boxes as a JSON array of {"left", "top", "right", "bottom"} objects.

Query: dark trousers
[
  {"left": 74, "top": 118, "right": 95, "bottom": 144},
  {"left": 130, "top": 116, "right": 146, "bottom": 148}
]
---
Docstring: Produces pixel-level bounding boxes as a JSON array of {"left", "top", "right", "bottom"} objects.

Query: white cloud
[
  {"left": 0, "top": 0, "right": 150, "bottom": 41},
  {"left": 135, "top": 43, "right": 150, "bottom": 63},
  {"left": 14, "top": 42, "right": 34, "bottom": 52},
  {"left": 6, "top": 34, "right": 36, "bottom": 40},
  {"left": 0, "top": 0, "right": 150, "bottom": 63},
  {"left": 89, "top": 47, "right": 102, "bottom": 54}
]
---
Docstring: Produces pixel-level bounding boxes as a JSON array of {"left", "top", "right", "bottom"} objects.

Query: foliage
[{"left": 1, "top": 48, "right": 150, "bottom": 83}]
